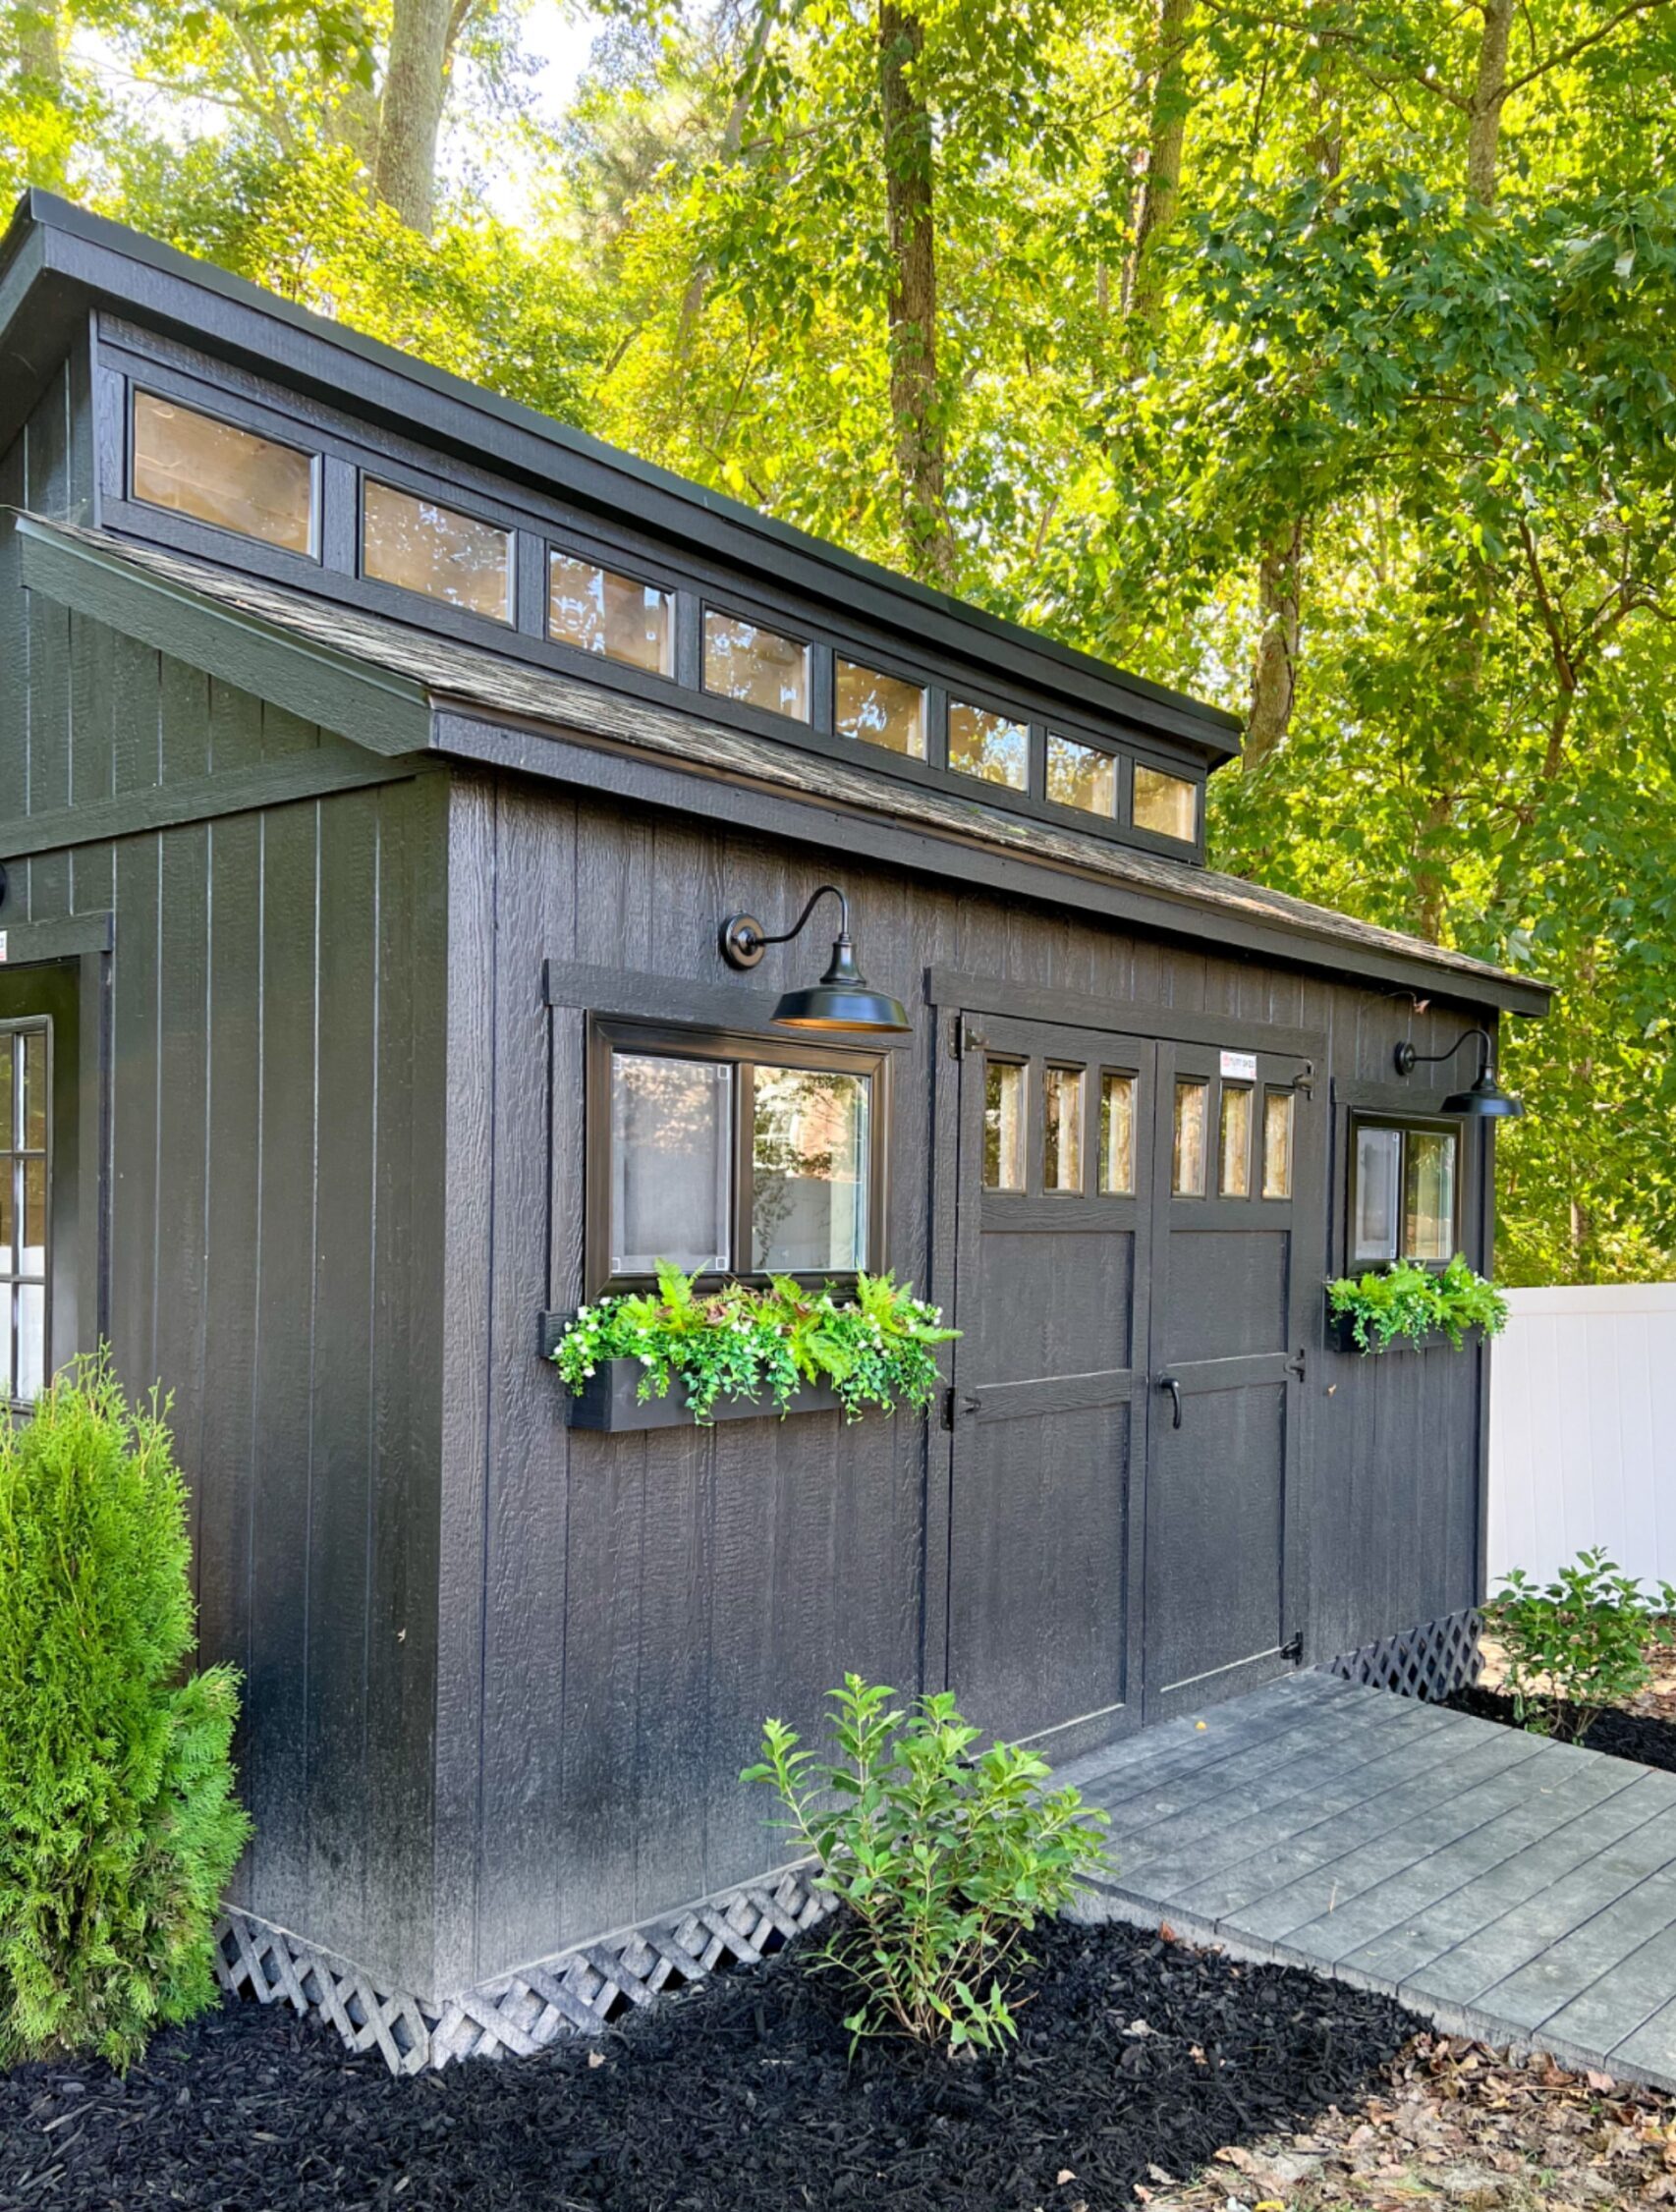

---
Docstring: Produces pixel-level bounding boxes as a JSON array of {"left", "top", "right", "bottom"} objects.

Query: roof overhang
[{"left": 11, "top": 516, "right": 1555, "bottom": 1019}]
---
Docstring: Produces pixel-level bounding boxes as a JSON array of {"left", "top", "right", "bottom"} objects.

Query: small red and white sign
[{"left": 1219, "top": 1049, "right": 1257, "bottom": 1081}]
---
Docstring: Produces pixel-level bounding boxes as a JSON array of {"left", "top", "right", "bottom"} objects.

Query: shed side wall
[{"left": 437, "top": 766, "right": 1495, "bottom": 1994}]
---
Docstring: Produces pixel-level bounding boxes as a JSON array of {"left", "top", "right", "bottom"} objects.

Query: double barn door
[{"left": 944, "top": 1010, "right": 1315, "bottom": 1751}]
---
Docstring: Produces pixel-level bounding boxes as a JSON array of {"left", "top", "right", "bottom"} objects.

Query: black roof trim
[{"left": 0, "top": 190, "right": 1241, "bottom": 761}]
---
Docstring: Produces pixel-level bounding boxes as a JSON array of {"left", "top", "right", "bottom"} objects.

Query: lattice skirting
[
  {"left": 214, "top": 1863, "right": 838, "bottom": 2075},
  {"left": 1323, "top": 1607, "right": 1483, "bottom": 1703}
]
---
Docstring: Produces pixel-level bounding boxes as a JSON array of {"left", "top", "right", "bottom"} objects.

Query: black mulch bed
[
  {"left": 1447, "top": 1683, "right": 1676, "bottom": 1774},
  {"left": 0, "top": 1918, "right": 1418, "bottom": 2212}
]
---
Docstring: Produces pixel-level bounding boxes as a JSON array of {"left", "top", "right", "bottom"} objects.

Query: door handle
[{"left": 1158, "top": 1375, "right": 1183, "bottom": 1429}]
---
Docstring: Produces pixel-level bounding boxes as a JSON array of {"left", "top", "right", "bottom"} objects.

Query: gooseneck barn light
[
  {"left": 720, "top": 885, "right": 913, "bottom": 1034},
  {"left": 1393, "top": 1025, "right": 1524, "bottom": 1119}
]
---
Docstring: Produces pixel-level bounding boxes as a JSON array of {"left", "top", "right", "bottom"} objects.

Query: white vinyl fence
[{"left": 1489, "top": 1283, "right": 1676, "bottom": 1592}]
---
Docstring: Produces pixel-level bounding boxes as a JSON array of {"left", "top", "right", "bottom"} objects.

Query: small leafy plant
[
  {"left": 0, "top": 1361, "right": 253, "bottom": 2070},
  {"left": 1326, "top": 1253, "right": 1509, "bottom": 1354},
  {"left": 552, "top": 1262, "right": 958, "bottom": 1422},
  {"left": 744, "top": 1675, "right": 1109, "bottom": 2053},
  {"left": 1486, "top": 1549, "right": 1676, "bottom": 1742}
]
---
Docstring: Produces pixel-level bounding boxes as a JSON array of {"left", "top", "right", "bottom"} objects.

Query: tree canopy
[{"left": 6, "top": 0, "right": 1676, "bottom": 1280}]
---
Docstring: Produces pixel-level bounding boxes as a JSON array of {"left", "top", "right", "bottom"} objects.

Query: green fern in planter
[
  {"left": 0, "top": 1362, "right": 252, "bottom": 2070},
  {"left": 552, "top": 1262, "right": 958, "bottom": 1421},
  {"left": 1326, "top": 1253, "right": 1508, "bottom": 1353}
]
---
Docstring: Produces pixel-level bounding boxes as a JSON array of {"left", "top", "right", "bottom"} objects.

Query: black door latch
[{"left": 1158, "top": 1375, "right": 1183, "bottom": 1429}]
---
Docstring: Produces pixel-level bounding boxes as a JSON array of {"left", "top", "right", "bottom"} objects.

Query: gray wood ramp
[{"left": 1058, "top": 1672, "right": 1676, "bottom": 2092}]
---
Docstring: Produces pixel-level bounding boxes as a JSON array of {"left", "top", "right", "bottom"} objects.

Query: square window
[
  {"left": 752, "top": 1066, "right": 870, "bottom": 1272},
  {"left": 949, "top": 700, "right": 1029, "bottom": 790},
  {"left": 836, "top": 660, "right": 926, "bottom": 758},
  {"left": 1134, "top": 764, "right": 1199, "bottom": 842},
  {"left": 1099, "top": 1072, "right": 1136, "bottom": 1194},
  {"left": 1351, "top": 1120, "right": 1457, "bottom": 1266},
  {"left": 549, "top": 552, "right": 673, "bottom": 676},
  {"left": 703, "top": 612, "right": 810, "bottom": 720},
  {"left": 363, "top": 479, "right": 512, "bottom": 623},
  {"left": 1172, "top": 1078, "right": 1208, "bottom": 1196},
  {"left": 1046, "top": 736, "right": 1116, "bottom": 816},
  {"left": 983, "top": 1060, "right": 1026, "bottom": 1190},
  {"left": 132, "top": 391, "right": 314, "bottom": 554},
  {"left": 1044, "top": 1066, "right": 1084, "bottom": 1192},
  {"left": 1261, "top": 1090, "right": 1294, "bottom": 1199},
  {"left": 1219, "top": 1084, "right": 1253, "bottom": 1197},
  {"left": 609, "top": 1052, "right": 733, "bottom": 1277}
]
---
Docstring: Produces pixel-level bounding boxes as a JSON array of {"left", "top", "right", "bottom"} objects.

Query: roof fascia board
[
  {"left": 17, "top": 516, "right": 432, "bottom": 758},
  {"left": 432, "top": 705, "right": 1551, "bottom": 1017},
  {"left": 6, "top": 194, "right": 1239, "bottom": 759}
]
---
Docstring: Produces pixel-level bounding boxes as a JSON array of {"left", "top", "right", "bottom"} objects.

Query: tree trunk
[
  {"left": 878, "top": 2, "right": 955, "bottom": 586},
  {"left": 1466, "top": 0, "right": 1515, "bottom": 204},
  {"left": 1124, "top": 0, "right": 1194, "bottom": 324},
  {"left": 12, "top": 0, "right": 61, "bottom": 88},
  {"left": 1245, "top": 518, "right": 1303, "bottom": 770},
  {"left": 373, "top": 0, "right": 461, "bottom": 234}
]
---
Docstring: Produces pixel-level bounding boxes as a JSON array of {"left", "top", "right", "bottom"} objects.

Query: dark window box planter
[
  {"left": 1323, "top": 1297, "right": 1482, "bottom": 1356},
  {"left": 539, "top": 1327, "right": 843, "bottom": 1431}
]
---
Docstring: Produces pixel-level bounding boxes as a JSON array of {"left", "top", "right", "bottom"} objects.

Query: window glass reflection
[
  {"left": 1099, "top": 1072, "right": 1136, "bottom": 1194},
  {"left": 751, "top": 1067, "right": 870, "bottom": 1271},
  {"left": 363, "top": 480, "right": 512, "bottom": 622},
  {"left": 133, "top": 391, "right": 314, "bottom": 553},
  {"left": 949, "top": 701, "right": 1029, "bottom": 790},
  {"left": 983, "top": 1061, "right": 1026, "bottom": 1189},
  {"left": 703, "top": 612, "right": 810, "bottom": 720},
  {"left": 1172, "top": 1078, "right": 1208, "bottom": 1195},
  {"left": 1044, "top": 1067, "right": 1084, "bottom": 1192},
  {"left": 549, "top": 552, "right": 672, "bottom": 675},
  {"left": 609, "top": 1053, "right": 733, "bottom": 1276},
  {"left": 836, "top": 660, "right": 926, "bottom": 758}
]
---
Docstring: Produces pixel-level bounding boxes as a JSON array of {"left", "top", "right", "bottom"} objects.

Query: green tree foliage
[
  {"left": 6, "top": 0, "right": 1676, "bottom": 1278},
  {"left": 0, "top": 1363, "right": 252, "bottom": 2069}
]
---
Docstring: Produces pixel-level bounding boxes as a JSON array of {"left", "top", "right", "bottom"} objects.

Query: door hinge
[
  {"left": 950, "top": 1014, "right": 985, "bottom": 1060},
  {"left": 1281, "top": 1631, "right": 1305, "bottom": 1664},
  {"left": 1292, "top": 1059, "right": 1315, "bottom": 1098},
  {"left": 1286, "top": 1347, "right": 1307, "bottom": 1381},
  {"left": 942, "top": 1386, "right": 980, "bottom": 1428}
]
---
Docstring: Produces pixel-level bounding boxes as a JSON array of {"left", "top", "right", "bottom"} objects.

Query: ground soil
[
  {"left": 0, "top": 1919, "right": 1416, "bottom": 2212},
  {"left": 1446, "top": 1683, "right": 1676, "bottom": 1773}
]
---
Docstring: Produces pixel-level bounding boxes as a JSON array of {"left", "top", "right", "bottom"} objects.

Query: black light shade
[
  {"left": 720, "top": 887, "right": 914, "bottom": 1035},
  {"left": 1442, "top": 1069, "right": 1524, "bottom": 1118}
]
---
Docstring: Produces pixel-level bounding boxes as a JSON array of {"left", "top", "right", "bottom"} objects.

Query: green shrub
[
  {"left": 553, "top": 1262, "right": 958, "bottom": 1422},
  {"left": 1326, "top": 1252, "right": 1509, "bottom": 1353},
  {"left": 744, "top": 1675, "right": 1109, "bottom": 2053},
  {"left": 0, "top": 1362, "right": 252, "bottom": 2070},
  {"left": 1487, "top": 1548, "right": 1676, "bottom": 1742}
]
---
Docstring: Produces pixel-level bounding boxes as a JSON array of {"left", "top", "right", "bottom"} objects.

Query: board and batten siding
[
  {"left": 5, "top": 384, "right": 451, "bottom": 1999},
  {"left": 1489, "top": 1284, "right": 1676, "bottom": 1590},
  {"left": 431, "top": 764, "right": 1499, "bottom": 1995}
]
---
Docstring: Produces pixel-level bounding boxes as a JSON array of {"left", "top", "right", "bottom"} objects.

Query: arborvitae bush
[{"left": 0, "top": 1362, "right": 252, "bottom": 2070}]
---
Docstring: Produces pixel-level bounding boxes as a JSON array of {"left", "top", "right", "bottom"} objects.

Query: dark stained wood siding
[{"left": 436, "top": 765, "right": 1501, "bottom": 1993}]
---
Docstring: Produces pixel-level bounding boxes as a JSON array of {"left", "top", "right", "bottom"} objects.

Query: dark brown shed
[{"left": 0, "top": 191, "right": 1550, "bottom": 2069}]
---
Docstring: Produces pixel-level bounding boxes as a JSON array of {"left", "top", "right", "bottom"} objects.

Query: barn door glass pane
[
  {"left": 1262, "top": 1090, "right": 1294, "bottom": 1198},
  {"left": 751, "top": 1067, "right": 869, "bottom": 1272},
  {"left": 1043, "top": 1067, "right": 1084, "bottom": 1192},
  {"left": 836, "top": 660, "right": 926, "bottom": 758},
  {"left": 1405, "top": 1131, "right": 1456, "bottom": 1262},
  {"left": 363, "top": 480, "right": 513, "bottom": 623},
  {"left": 703, "top": 612, "right": 810, "bottom": 721},
  {"left": 1172, "top": 1078, "right": 1208, "bottom": 1195},
  {"left": 132, "top": 392, "right": 315, "bottom": 554},
  {"left": 22, "top": 1028, "right": 45, "bottom": 1151},
  {"left": 548, "top": 552, "right": 673, "bottom": 676},
  {"left": 16, "top": 1286, "right": 43, "bottom": 1402},
  {"left": 982, "top": 1061, "right": 1026, "bottom": 1190},
  {"left": 1354, "top": 1125, "right": 1402, "bottom": 1263},
  {"left": 1099, "top": 1072, "right": 1136, "bottom": 1194},
  {"left": 1219, "top": 1085, "right": 1253, "bottom": 1196},
  {"left": 609, "top": 1053, "right": 733, "bottom": 1276},
  {"left": 948, "top": 701, "right": 1029, "bottom": 790}
]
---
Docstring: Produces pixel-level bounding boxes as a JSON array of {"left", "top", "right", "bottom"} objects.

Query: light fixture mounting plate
[{"left": 721, "top": 913, "right": 767, "bottom": 970}]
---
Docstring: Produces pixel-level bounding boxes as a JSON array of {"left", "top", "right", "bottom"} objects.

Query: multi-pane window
[
  {"left": 363, "top": 480, "right": 513, "bottom": 622},
  {"left": 836, "top": 660, "right": 927, "bottom": 759},
  {"left": 1046, "top": 736, "right": 1117, "bottom": 817},
  {"left": 948, "top": 700, "right": 1029, "bottom": 790},
  {"left": 548, "top": 552, "right": 673, "bottom": 675},
  {"left": 1133, "top": 764, "right": 1199, "bottom": 842},
  {"left": 596, "top": 1028, "right": 880, "bottom": 1288},
  {"left": 1352, "top": 1119, "right": 1458, "bottom": 1266},
  {"left": 132, "top": 391, "right": 315, "bottom": 554},
  {"left": 702, "top": 612, "right": 810, "bottom": 720},
  {"left": 1, "top": 1024, "right": 49, "bottom": 1408}
]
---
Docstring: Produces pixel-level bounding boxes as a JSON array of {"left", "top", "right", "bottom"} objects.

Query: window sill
[{"left": 554, "top": 1353, "right": 843, "bottom": 1432}]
